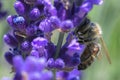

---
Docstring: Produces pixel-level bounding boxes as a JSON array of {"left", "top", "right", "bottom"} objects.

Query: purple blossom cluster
[
  {"left": 2, "top": 56, "right": 81, "bottom": 80},
  {"left": 0, "top": 1, "right": 7, "bottom": 19},
  {"left": 3, "top": 0, "right": 103, "bottom": 79},
  {"left": 12, "top": 56, "right": 53, "bottom": 80}
]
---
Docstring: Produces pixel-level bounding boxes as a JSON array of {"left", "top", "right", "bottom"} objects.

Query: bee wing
[{"left": 100, "top": 37, "right": 111, "bottom": 64}]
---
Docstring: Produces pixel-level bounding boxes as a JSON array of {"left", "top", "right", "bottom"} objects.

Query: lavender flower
[{"left": 4, "top": 0, "right": 103, "bottom": 79}]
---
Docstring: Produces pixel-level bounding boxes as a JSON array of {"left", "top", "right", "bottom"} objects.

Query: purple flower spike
[
  {"left": 31, "top": 37, "right": 48, "bottom": 48},
  {"left": 4, "top": 0, "right": 102, "bottom": 78},
  {"left": 29, "top": 8, "right": 41, "bottom": 20},
  {"left": 14, "top": 1, "right": 25, "bottom": 15}
]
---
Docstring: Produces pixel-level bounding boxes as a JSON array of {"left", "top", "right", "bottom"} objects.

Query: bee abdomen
[{"left": 78, "top": 56, "right": 94, "bottom": 70}]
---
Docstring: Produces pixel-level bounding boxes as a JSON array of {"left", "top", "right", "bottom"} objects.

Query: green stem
[
  {"left": 53, "top": 69, "right": 56, "bottom": 80},
  {"left": 52, "top": 0, "right": 54, "bottom": 5},
  {"left": 54, "top": 32, "right": 65, "bottom": 59}
]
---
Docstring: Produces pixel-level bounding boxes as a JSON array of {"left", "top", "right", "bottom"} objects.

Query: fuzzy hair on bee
[{"left": 74, "top": 17, "right": 111, "bottom": 70}]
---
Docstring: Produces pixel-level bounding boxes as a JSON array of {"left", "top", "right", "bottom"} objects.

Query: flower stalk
[{"left": 55, "top": 32, "right": 65, "bottom": 59}]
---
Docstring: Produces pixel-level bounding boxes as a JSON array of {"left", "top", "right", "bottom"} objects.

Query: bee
[{"left": 74, "top": 17, "right": 111, "bottom": 70}]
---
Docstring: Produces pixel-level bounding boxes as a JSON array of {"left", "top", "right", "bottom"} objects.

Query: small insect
[
  {"left": 74, "top": 17, "right": 111, "bottom": 70},
  {"left": 13, "top": 16, "right": 25, "bottom": 25}
]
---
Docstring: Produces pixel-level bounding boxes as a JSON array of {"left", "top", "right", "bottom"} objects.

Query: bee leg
[{"left": 78, "top": 63, "right": 87, "bottom": 70}]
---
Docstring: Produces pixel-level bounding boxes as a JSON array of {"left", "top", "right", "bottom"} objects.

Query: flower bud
[
  {"left": 55, "top": 58, "right": 65, "bottom": 69},
  {"left": 14, "top": 1, "right": 25, "bottom": 15},
  {"left": 29, "top": 8, "right": 41, "bottom": 20},
  {"left": 31, "top": 37, "right": 48, "bottom": 49},
  {"left": 47, "top": 58, "right": 55, "bottom": 69},
  {"left": 3, "top": 33, "right": 18, "bottom": 47},
  {"left": 49, "top": 16, "right": 61, "bottom": 29},
  {"left": 6, "top": 15, "right": 15, "bottom": 27},
  {"left": 61, "top": 20, "right": 74, "bottom": 32},
  {"left": 20, "top": 41, "right": 31, "bottom": 51},
  {"left": 4, "top": 52, "right": 15, "bottom": 65}
]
